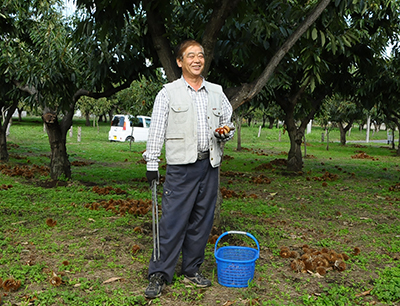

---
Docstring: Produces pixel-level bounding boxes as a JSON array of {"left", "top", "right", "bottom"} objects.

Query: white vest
[{"left": 164, "top": 78, "right": 224, "bottom": 168}]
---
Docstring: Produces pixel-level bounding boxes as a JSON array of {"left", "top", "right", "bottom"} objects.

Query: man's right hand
[{"left": 146, "top": 171, "right": 159, "bottom": 186}]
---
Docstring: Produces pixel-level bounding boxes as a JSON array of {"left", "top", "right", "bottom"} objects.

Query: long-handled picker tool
[{"left": 151, "top": 180, "right": 160, "bottom": 261}]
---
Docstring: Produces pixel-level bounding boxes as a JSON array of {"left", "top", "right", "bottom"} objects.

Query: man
[{"left": 142, "top": 39, "right": 234, "bottom": 299}]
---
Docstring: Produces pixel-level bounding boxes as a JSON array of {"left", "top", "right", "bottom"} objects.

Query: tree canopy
[{"left": 2, "top": 0, "right": 400, "bottom": 178}]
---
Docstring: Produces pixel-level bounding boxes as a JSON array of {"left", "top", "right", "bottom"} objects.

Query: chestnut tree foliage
[
  {"left": 0, "top": 0, "right": 47, "bottom": 161},
  {"left": 2, "top": 0, "right": 400, "bottom": 179},
  {"left": 369, "top": 51, "right": 400, "bottom": 155},
  {"left": 75, "top": 0, "right": 400, "bottom": 172},
  {"left": 1, "top": 0, "right": 152, "bottom": 178}
]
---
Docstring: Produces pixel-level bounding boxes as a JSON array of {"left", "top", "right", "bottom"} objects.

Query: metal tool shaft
[{"left": 151, "top": 180, "right": 160, "bottom": 261}]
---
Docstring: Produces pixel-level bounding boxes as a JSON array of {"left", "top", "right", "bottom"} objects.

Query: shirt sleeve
[
  {"left": 142, "top": 88, "right": 169, "bottom": 171},
  {"left": 220, "top": 93, "right": 235, "bottom": 141}
]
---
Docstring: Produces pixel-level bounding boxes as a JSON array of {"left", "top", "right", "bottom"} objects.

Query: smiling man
[{"left": 142, "top": 39, "right": 235, "bottom": 299}]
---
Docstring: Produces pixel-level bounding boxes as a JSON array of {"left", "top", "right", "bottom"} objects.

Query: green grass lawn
[{"left": 0, "top": 117, "right": 399, "bottom": 306}]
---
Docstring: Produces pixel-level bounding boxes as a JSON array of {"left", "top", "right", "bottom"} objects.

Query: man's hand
[
  {"left": 146, "top": 171, "right": 159, "bottom": 186},
  {"left": 214, "top": 123, "right": 235, "bottom": 141}
]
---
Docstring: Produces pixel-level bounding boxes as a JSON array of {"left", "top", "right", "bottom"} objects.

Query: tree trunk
[
  {"left": 277, "top": 87, "right": 324, "bottom": 172},
  {"left": 0, "top": 131, "right": 8, "bottom": 162},
  {"left": 143, "top": 3, "right": 180, "bottom": 82},
  {"left": 144, "top": 0, "right": 240, "bottom": 81},
  {"left": 235, "top": 113, "right": 243, "bottom": 151},
  {"left": 261, "top": 115, "right": 267, "bottom": 128},
  {"left": 0, "top": 101, "right": 18, "bottom": 161},
  {"left": 42, "top": 94, "right": 76, "bottom": 181},
  {"left": 338, "top": 122, "right": 346, "bottom": 145},
  {"left": 338, "top": 121, "right": 353, "bottom": 145},
  {"left": 18, "top": 107, "right": 23, "bottom": 122},
  {"left": 43, "top": 112, "right": 71, "bottom": 180},
  {"left": 85, "top": 112, "right": 90, "bottom": 126},
  {"left": 286, "top": 116, "right": 304, "bottom": 172},
  {"left": 392, "top": 129, "right": 395, "bottom": 150},
  {"left": 201, "top": 0, "right": 241, "bottom": 76},
  {"left": 267, "top": 116, "right": 275, "bottom": 129},
  {"left": 395, "top": 123, "right": 400, "bottom": 156},
  {"left": 0, "top": 122, "right": 8, "bottom": 162},
  {"left": 397, "top": 129, "right": 400, "bottom": 156}
]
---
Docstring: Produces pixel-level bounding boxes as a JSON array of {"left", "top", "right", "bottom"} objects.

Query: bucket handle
[{"left": 214, "top": 231, "right": 260, "bottom": 258}]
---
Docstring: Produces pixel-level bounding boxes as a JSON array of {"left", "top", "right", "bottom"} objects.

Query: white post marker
[
  {"left": 77, "top": 126, "right": 82, "bottom": 142},
  {"left": 366, "top": 115, "right": 371, "bottom": 143}
]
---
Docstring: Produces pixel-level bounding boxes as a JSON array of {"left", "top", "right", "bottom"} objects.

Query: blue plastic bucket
[{"left": 214, "top": 231, "right": 259, "bottom": 288}]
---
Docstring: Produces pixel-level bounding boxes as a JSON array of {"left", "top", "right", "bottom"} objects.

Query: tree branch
[
  {"left": 73, "top": 79, "right": 134, "bottom": 102},
  {"left": 13, "top": 80, "right": 37, "bottom": 95},
  {"left": 229, "top": 0, "right": 332, "bottom": 110},
  {"left": 143, "top": 0, "right": 181, "bottom": 82},
  {"left": 202, "top": 0, "right": 241, "bottom": 76}
]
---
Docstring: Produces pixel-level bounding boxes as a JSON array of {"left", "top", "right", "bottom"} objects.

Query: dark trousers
[{"left": 148, "top": 159, "right": 218, "bottom": 283}]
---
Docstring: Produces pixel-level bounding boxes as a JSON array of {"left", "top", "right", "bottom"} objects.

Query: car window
[
  {"left": 127, "top": 116, "right": 134, "bottom": 127},
  {"left": 111, "top": 116, "right": 124, "bottom": 127},
  {"left": 133, "top": 117, "right": 144, "bottom": 127},
  {"left": 145, "top": 118, "right": 151, "bottom": 128}
]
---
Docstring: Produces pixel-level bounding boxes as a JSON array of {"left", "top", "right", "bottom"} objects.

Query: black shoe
[
  {"left": 145, "top": 273, "right": 165, "bottom": 299},
  {"left": 184, "top": 272, "right": 211, "bottom": 288}
]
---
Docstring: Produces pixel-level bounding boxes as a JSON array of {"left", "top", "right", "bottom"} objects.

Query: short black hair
[{"left": 175, "top": 39, "right": 204, "bottom": 60}]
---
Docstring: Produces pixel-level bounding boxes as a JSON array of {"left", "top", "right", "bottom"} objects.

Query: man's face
[{"left": 177, "top": 45, "right": 205, "bottom": 78}]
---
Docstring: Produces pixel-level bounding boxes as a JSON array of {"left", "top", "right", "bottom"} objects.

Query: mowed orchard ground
[{"left": 0, "top": 121, "right": 399, "bottom": 305}]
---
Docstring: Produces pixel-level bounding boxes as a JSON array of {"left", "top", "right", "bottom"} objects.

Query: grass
[{"left": 0, "top": 117, "right": 399, "bottom": 305}]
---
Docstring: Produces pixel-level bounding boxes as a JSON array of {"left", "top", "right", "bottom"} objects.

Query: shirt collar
[{"left": 181, "top": 75, "right": 207, "bottom": 92}]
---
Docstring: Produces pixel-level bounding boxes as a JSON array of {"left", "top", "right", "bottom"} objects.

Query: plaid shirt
[{"left": 143, "top": 76, "right": 233, "bottom": 171}]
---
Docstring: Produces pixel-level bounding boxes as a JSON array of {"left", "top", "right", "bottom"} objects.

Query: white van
[{"left": 108, "top": 115, "right": 151, "bottom": 142}]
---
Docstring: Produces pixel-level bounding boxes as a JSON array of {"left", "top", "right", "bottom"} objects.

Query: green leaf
[
  {"left": 313, "top": 54, "right": 321, "bottom": 63},
  {"left": 310, "top": 77, "right": 316, "bottom": 92},
  {"left": 279, "top": 26, "right": 287, "bottom": 36},
  {"left": 331, "top": 40, "right": 337, "bottom": 55},
  {"left": 312, "top": 28, "right": 318, "bottom": 40},
  {"left": 342, "top": 36, "right": 352, "bottom": 47},
  {"left": 320, "top": 31, "right": 326, "bottom": 47},
  {"left": 301, "top": 75, "right": 310, "bottom": 87},
  {"left": 359, "top": 0, "right": 365, "bottom": 12},
  {"left": 315, "top": 73, "right": 322, "bottom": 84}
]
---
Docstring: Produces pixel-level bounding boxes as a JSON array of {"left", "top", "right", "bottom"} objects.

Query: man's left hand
[{"left": 214, "top": 124, "right": 234, "bottom": 140}]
